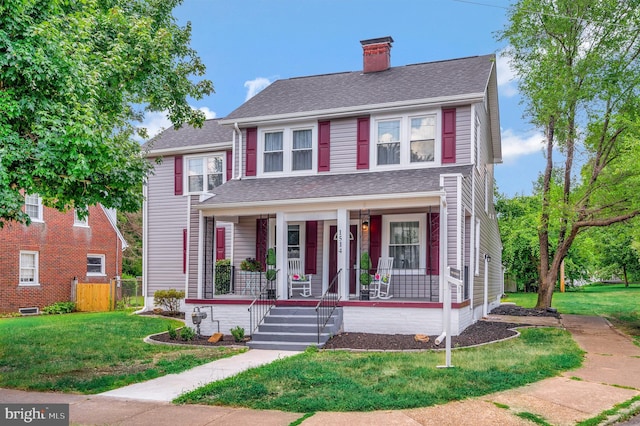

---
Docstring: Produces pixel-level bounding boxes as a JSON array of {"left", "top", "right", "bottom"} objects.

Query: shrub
[
  {"left": 230, "top": 326, "right": 245, "bottom": 342},
  {"left": 153, "top": 289, "right": 185, "bottom": 313},
  {"left": 240, "top": 258, "right": 262, "bottom": 272},
  {"left": 215, "top": 259, "right": 231, "bottom": 294},
  {"left": 360, "top": 252, "right": 372, "bottom": 286},
  {"left": 41, "top": 302, "right": 76, "bottom": 315},
  {"left": 167, "top": 325, "right": 178, "bottom": 340},
  {"left": 180, "top": 327, "right": 195, "bottom": 341}
]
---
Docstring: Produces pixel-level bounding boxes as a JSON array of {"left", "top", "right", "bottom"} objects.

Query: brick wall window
[
  {"left": 87, "top": 254, "right": 106, "bottom": 276},
  {"left": 19, "top": 251, "right": 39, "bottom": 286},
  {"left": 74, "top": 209, "right": 89, "bottom": 227},
  {"left": 24, "top": 194, "right": 43, "bottom": 221}
]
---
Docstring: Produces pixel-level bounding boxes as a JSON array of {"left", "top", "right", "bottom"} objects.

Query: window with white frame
[
  {"left": 287, "top": 224, "right": 301, "bottom": 259},
  {"left": 24, "top": 194, "right": 43, "bottom": 221},
  {"left": 264, "top": 131, "right": 284, "bottom": 172},
  {"left": 410, "top": 116, "right": 435, "bottom": 163},
  {"left": 186, "top": 155, "right": 224, "bottom": 193},
  {"left": 87, "top": 254, "right": 105, "bottom": 276},
  {"left": 19, "top": 251, "right": 39, "bottom": 285},
  {"left": 374, "top": 113, "right": 438, "bottom": 167},
  {"left": 74, "top": 209, "right": 89, "bottom": 227},
  {"left": 382, "top": 214, "right": 426, "bottom": 270},
  {"left": 260, "top": 126, "right": 315, "bottom": 175}
]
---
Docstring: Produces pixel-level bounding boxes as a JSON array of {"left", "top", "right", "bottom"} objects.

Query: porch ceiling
[{"left": 196, "top": 165, "right": 472, "bottom": 209}]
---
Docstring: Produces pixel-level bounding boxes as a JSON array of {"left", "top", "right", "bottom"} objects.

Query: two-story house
[
  {"left": 0, "top": 198, "right": 127, "bottom": 314},
  {"left": 143, "top": 37, "right": 503, "bottom": 349}
]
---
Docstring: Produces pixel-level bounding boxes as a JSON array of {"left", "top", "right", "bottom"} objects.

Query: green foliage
[
  {"left": 359, "top": 273, "right": 372, "bottom": 286},
  {"left": 175, "top": 328, "right": 582, "bottom": 412},
  {"left": 153, "top": 289, "right": 185, "bottom": 313},
  {"left": 179, "top": 327, "right": 195, "bottom": 341},
  {"left": 0, "top": 0, "right": 213, "bottom": 226},
  {"left": 360, "top": 252, "right": 371, "bottom": 270},
  {"left": 167, "top": 324, "right": 177, "bottom": 340},
  {"left": 0, "top": 311, "right": 244, "bottom": 393},
  {"left": 230, "top": 326, "right": 245, "bottom": 342},
  {"left": 265, "top": 269, "right": 277, "bottom": 282},
  {"left": 215, "top": 259, "right": 231, "bottom": 294},
  {"left": 240, "top": 258, "right": 262, "bottom": 272},
  {"left": 266, "top": 248, "right": 276, "bottom": 266},
  {"left": 41, "top": 302, "right": 76, "bottom": 315}
]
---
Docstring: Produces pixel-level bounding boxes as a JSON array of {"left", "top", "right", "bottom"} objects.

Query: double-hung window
[
  {"left": 374, "top": 113, "right": 438, "bottom": 167},
  {"left": 187, "top": 155, "right": 224, "bottom": 193},
  {"left": 87, "top": 254, "right": 105, "bottom": 276},
  {"left": 382, "top": 214, "right": 426, "bottom": 271},
  {"left": 261, "top": 126, "right": 315, "bottom": 175},
  {"left": 25, "top": 194, "right": 43, "bottom": 221},
  {"left": 74, "top": 209, "right": 89, "bottom": 227},
  {"left": 19, "top": 251, "right": 39, "bottom": 286},
  {"left": 377, "top": 120, "right": 401, "bottom": 165},
  {"left": 264, "top": 131, "right": 284, "bottom": 172}
]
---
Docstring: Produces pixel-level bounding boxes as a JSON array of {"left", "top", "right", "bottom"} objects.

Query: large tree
[
  {"left": 499, "top": 0, "right": 640, "bottom": 308},
  {"left": 0, "top": 0, "right": 212, "bottom": 225}
]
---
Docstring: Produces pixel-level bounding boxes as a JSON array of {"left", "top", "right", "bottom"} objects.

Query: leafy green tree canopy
[{"left": 0, "top": 0, "right": 213, "bottom": 226}]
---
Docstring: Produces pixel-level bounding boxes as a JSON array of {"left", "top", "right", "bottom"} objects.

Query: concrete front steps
[{"left": 247, "top": 306, "right": 343, "bottom": 351}]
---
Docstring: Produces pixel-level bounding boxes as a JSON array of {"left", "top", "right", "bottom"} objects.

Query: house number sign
[{"left": 337, "top": 229, "right": 343, "bottom": 254}]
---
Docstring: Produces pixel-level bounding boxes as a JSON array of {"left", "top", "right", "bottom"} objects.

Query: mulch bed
[{"left": 143, "top": 305, "right": 557, "bottom": 350}]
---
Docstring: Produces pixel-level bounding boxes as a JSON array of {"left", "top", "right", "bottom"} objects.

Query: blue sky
[{"left": 142, "top": 0, "right": 547, "bottom": 196}]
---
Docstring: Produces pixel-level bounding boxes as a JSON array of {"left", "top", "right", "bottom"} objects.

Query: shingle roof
[
  {"left": 143, "top": 118, "right": 233, "bottom": 153},
  {"left": 223, "top": 55, "right": 495, "bottom": 122},
  {"left": 197, "top": 165, "right": 473, "bottom": 207}
]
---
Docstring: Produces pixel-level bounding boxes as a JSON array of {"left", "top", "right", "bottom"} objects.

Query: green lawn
[
  {"left": 503, "top": 284, "right": 640, "bottom": 344},
  {"left": 176, "top": 328, "right": 582, "bottom": 412},
  {"left": 0, "top": 311, "right": 245, "bottom": 394}
]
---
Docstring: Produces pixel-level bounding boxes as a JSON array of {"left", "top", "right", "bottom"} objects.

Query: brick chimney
[{"left": 361, "top": 36, "right": 394, "bottom": 73}]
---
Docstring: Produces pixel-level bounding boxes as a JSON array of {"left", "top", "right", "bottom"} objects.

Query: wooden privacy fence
[{"left": 75, "top": 281, "right": 117, "bottom": 312}]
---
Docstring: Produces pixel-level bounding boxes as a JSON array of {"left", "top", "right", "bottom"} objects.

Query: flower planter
[{"left": 360, "top": 288, "right": 370, "bottom": 300}]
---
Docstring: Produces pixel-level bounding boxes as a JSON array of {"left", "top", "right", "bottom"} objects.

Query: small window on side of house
[
  {"left": 74, "top": 209, "right": 89, "bottom": 227},
  {"left": 25, "top": 194, "right": 43, "bottom": 221},
  {"left": 87, "top": 254, "right": 105, "bottom": 276},
  {"left": 19, "top": 251, "right": 39, "bottom": 286}
]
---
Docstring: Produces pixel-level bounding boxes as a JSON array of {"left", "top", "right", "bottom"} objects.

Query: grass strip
[{"left": 175, "top": 328, "right": 582, "bottom": 412}]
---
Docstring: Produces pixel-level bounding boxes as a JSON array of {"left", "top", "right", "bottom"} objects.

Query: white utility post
[{"left": 438, "top": 267, "right": 463, "bottom": 369}]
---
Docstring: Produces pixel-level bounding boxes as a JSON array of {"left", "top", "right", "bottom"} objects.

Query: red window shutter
[
  {"left": 442, "top": 108, "right": 456, "bottom": 164},
  {"left": 226, "top": 150, "right": 232, "bottom": 182},
  {"left": 305, "top": 221, "right": 318, "bottom": 274},
  {"left": 174, "top": 156, "right": 183, "bottom": 195},
  {"left": 182, "top": 228, "right": 187, "bottom": 274},
  {"left": 318, "top": 121, "right": 331, "bottom": 172},
  {"left": 256, "top": 218, "right": 268, "bottom": 271},
  {"left": 369, "top": 215, "right": 382, "bottom": 267},
  {"left": 245, "top": 127, "right": 257, "bottom": 177},
  {"left": 216, "top": 227, "right": 226, "bottom": 260},
  {"left": 427, "top": 213, "right": 440, "bottom": 275},
  {"left": 356, "top": 117, "right": 370, "bottom": 170}
]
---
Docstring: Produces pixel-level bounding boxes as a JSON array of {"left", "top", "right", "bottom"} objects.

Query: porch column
[
  {"left": 336, "top": 208, "right": 350, "bottom": 300},
  {"left": 439, "top": 196, "right": 447, "bottom": 303},
  {"left": 275, "top": 212, "right": 287, "bottom": 300},
  {"left": 197, "top": 210, "right": 204, "bottom": 299}
]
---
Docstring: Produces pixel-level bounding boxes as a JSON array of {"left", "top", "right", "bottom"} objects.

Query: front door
[{"left": 329, "top": 225, "right": 358, "bottom": 294}]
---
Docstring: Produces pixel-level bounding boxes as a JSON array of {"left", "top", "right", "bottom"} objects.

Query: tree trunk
[
  {"left": 536, "top": 274, "right": 555, "bottom": 309},
  {"left": 623, "top": 265, "right": 629, "bottom": 287}
]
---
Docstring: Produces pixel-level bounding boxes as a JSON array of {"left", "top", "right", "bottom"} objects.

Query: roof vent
[
  {"left": 19, "top": 307, "right": 39, "bottom": 316},
  {"left": 360, "top": 36, "right": 394, "bottom": 73}
]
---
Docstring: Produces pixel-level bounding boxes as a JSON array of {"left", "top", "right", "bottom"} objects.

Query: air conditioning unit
[{"left": 19, "top": 307, "right": 39, "bottom": 316}]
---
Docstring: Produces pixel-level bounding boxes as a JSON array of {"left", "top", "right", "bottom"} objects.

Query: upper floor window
[
  {"left": 74, "top": 209, "right": 89, "bottom": 227},
  {"left": 187, "top": 155, "right": 224, "bottom": 193},
  {"left": 374, "top": 113, "right": 437, "bottom": 168},
  {"left": 260, "top": 125, "right": 316, "bottom": 175},
  {"left": 87, "top": 254, "right": 105, "bottom": 276},
  {"left": 24, "top": 194, "right": 43, "bottom": 221},
  {"left": 19, "top": 251, "right": 39, "bottom": 286}
]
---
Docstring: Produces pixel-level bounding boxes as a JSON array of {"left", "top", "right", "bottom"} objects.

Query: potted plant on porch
[
  {"left": 239, "top": 258, "right": 262, "bottom": 295},
  {"left": 264, "top": 248, "right": 277, "bottom": 299},
  {"left": 359, "top": 251, "right": 372, "bottom": 300}
]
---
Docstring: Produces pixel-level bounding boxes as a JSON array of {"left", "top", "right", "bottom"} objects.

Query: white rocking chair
[
  {"left": 288, "top": 258, "right": 312, "bottom": 298},
  {"left": 370, "top": 257, "right": 393, "bottom": 299}
]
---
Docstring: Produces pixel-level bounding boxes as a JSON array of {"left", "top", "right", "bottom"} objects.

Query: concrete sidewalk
[{"left": 1, "top": 315, "right": 639, "bottom": 425}]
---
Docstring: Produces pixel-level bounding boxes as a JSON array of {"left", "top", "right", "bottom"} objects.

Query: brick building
[{"left": 0, "top": 198, "right": 126, "bottom": 314}]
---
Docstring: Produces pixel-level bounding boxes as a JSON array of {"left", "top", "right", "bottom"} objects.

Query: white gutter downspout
[
  {"left": 234, "top": 123, "right": 243, "bottom": 179},
  {"left": 231, "top": 126, "right": 236, "bottom": 180},
  {"left": 483, "top": 253, "right": 490, "bottom": 317}
]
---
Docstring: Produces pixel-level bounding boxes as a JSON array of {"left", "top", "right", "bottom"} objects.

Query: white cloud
[
  {"left": 137, "top": 106, "right": 217, "bottom": 141},
  {"left": 244, "top": 77, "right": 272, "bottom": 100},
  {"left": 496, "top": 49, "right": 519, "bottom": 97},
  {"left": 501, "top": 128, "right": 545, "bottom": 163}
]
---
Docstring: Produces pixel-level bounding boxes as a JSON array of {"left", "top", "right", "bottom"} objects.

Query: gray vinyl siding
[
  {"left": 330, "top": 118, "right": 358, "bottom": 173},
  {"left": 442, "top": 175, "right": 459, "bottom": 270},
  {"left": 233, "top": 216, "right": 257, "bottom": 269},
  {"left": 455, "top": 105, "right": 472, "bottom": 165},
  {"left": 146, "top": 156, "right": 188, "bottom": 297}
]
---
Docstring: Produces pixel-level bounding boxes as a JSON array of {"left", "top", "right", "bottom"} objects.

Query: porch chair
[
  {"left": 287, "top": 258, "right": 312, "bottom": 297},
  {"left": 370, "top": 257, "right": 394, "bottom": 299}
]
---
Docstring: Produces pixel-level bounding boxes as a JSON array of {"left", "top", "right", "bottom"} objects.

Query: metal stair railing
[
  {"left": 315, "top": 269, "right": 342, "bottom": 344},
  {"left": 248, "top": 270, "right": 278, "bottom": 336}
]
